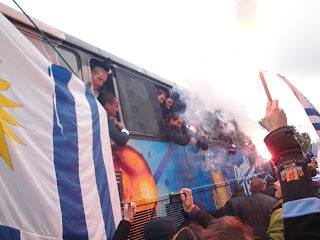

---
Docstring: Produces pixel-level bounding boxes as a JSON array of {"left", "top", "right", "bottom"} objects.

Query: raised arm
[{"left": 264, "top": 100, "right": 320, "bottom": 240}]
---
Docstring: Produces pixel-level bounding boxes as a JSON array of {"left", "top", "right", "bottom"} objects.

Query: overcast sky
[{"left": 1, "top": 0, "right": 320, "bottom": 148}]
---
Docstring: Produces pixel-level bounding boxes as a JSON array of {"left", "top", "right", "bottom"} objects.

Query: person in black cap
[
  {"left": 98, "top": 92, "right": 129, "bottom": 147},
  {"left": 144, "top": 217, "right": 177, "bottom": 240}
]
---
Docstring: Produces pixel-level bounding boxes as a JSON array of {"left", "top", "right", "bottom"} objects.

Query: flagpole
[{"left": 259, "top": 71, "right": 272, "bottom": 102}]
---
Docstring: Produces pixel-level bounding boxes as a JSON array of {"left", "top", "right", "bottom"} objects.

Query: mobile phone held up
[{"left": 169, "top": 190, "right": 186, "bottom": 204}]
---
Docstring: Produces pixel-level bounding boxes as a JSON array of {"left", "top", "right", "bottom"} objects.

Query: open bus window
[
  {"left": 116, "top": 69, "right": 163, "bottom": 134},
  {"left": 90, "top": 58, "right": 114, "bottom": 94},
  {"left": 157, "top": 87, "right": 174, "bottom": 120}
]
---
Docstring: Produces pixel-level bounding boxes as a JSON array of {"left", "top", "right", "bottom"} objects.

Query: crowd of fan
[{"left": 111, "top": 100, "right": 320, "bottom": 240}]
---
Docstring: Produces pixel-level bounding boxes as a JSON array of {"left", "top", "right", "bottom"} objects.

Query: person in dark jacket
[
  {"left": 226, "top": 184, "right": 247, "bottom": 216},
  {"left": 164, "top": 112, "right": 208, "bottom": 150},
  {"left": 164, "top": 112, "right": 193, "bottom": 146},
  {"left": 161, "top": 97, "right": 174, "bottom": 119},
  {"left": 181, "top": 188, "right": 254, "bottom": 240},
  {"left": 265, "top": 178, "right": 276, "bottom": 198},
  {"left": 264, "top": 99, "right": 320, "bottom": 240},
  {"left": 98, "top": 92, "right": 129, "bottom": 147},
  {"left": 112, "top": 202, "right": 136, "bottom": 240},
  {"left": 222, "top": 184, "right": 247, "bottom": 216},
  {"left": 178, "top": 199, "right": 207, "bottom": 237},
  {"left": 191, "top": 124, "right": 209, "bottom": 150},
  {"left": 208, "top": 184, "right": 246, "bottom": 218},
  {"left": 237, "top": 178, "right": 277, "bottom": 240},
  {"left": 157, "top": 88, "right": 167, "bottom": 104}
]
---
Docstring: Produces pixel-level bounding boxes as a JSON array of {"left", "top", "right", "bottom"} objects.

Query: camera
[{"left": 169, "top": 190, "right": 186, "bottom": 204}]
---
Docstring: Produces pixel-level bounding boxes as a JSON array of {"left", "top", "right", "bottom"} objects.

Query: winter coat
[
  {"left": 224, "top": 192, "right": 247, "bottom": 216},
  {"left": 237, "top": 192, "right": 277, "bottom": 240},
  {"left": 112, "top": 220, "right": 131, "bottom": 240},
  {"left": 267, "top": 199, "right": 284, "bottom": 240},
  {"left": 208, "top": 192, "right": 246, "bottom": 218},
  {"left": 164, "top": 122, "right": 190, "bottom": 146}
]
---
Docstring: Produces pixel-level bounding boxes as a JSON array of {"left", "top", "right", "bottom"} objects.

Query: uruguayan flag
[
  {"left": 278, "top": 74, "right": 320, "bottom": 139},
  {"left": 0, "top": 12, "right": 121, "bottom": 240}
]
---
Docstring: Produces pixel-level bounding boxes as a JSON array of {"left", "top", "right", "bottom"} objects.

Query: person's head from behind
[
  {"left": 177, "top": 223, "right": 204, "bottom": 240},
  {"left": 203, "top": 216, "right": 254, "bottom": 240},
  {"left": 274, "top": 180, "right": 282, "bottom": 200},
  {"left": 174, "top": 227, "right": 198, "bottom": 240},
  {"left": 91, "top": 66, "right": 109, "bottom": 91},
  {"left": 233, "top": 184, "right": 244, "bottom": 194},
  {"left": 99, "top": 93, "right": 119, "bottom": 117},
  {"left": 144, "top": 217, "right": 177, "bottom": 240},
  {"left": 157, "top": 89, "right": 167, "bottom": 104},
  {"left": 250, "top": 178, "right": 266, "bottom": 192},
  {"left": 168, "top": 112, "right": 183, "bottom": 128}
]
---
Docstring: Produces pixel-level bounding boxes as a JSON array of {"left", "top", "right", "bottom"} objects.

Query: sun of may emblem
[{"left": 0, "top": 60, "right": 25, "bottom": 171}]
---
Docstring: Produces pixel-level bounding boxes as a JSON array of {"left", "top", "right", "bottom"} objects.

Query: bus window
[
  {"left": 116, "top": 69, "right": 163, "bottom": 134},
  {"left": 24, "top": 35, "right": 80, "bottom": 75},
  {"left": 56, "top": 47, "right": 79, "bottom": 75}
]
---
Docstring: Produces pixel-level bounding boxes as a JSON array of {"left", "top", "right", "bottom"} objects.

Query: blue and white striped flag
[
  {"left": 0, "top": 12, "right": 121, "bottom": 240},
  {"left": 278, "top": 73, "right": 320, "bottom": 139}
]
